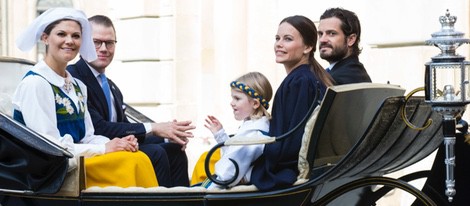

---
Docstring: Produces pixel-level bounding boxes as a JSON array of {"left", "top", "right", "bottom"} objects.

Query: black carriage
[{"left": 0, "top": 57, "right": 460, "bottom": 206}]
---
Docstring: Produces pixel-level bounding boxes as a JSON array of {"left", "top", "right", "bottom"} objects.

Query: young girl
[{"left": 199, "top": 72, "right": 273, "bottom": 189}]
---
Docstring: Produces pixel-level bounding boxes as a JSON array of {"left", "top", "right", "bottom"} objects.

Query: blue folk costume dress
[
  {"left": 250, "top": 64, "right": 326, "bottom": 191},
  {"left": 11, "top": 61, "right": 157, "bottom": 188},
  {"left": 14, "top": 71, "right": 87, "bottom": 143}
]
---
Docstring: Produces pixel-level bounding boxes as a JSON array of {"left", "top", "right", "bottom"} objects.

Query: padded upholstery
[
  {"left": 297, "top": 106, "right": 320, "bottom": 179},
  {"left": 0, "top": 93, "right": 12, "bottom": 117}
]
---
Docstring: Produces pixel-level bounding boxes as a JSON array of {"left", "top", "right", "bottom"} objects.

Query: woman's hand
[{"left": 104, "top": 135, "right": 139, "bottom": 153}]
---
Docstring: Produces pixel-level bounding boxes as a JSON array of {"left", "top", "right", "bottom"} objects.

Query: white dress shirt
[{"left": 86, "top": 64, "right": 153, "bottom": 134}]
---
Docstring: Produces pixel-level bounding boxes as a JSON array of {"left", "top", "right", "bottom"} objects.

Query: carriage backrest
[
  {"left": 0, "top": 57, "right": 34, "bottom": 117},
  {"left": 310, "top": 96, "right": 442, "bottom": 184},
  {"left": 297, "top": 80, "right": 443, "bottom": 188},
  {"left": 297, "top": 83, "right": 406, "bottom": 179}
]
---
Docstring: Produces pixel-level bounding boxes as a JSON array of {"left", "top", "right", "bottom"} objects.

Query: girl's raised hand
[{"left": 204, "top": 115, "right": 223, "bottom": 134}]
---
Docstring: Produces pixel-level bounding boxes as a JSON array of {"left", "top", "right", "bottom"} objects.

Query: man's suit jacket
[
  {"left": 67, "top": 58, "right": 147, "bottom": 139},
  {"left": 329, "top": 55, "right": 372, "bottom": 85}
]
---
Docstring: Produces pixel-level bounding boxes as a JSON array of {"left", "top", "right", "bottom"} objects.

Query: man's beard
[{"left": 320, "top": 43, "right": 349, "bottom": 63}]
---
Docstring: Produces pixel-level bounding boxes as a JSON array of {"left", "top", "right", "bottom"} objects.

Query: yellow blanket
[
  {"left": 85, "top": 151, "right": 158, "bottom": 188},
  {"left": 190, "top": 149, "right": 221, "bottom": 185}
]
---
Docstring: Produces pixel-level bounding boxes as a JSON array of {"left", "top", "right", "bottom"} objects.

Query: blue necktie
[
  {"left": 99, "top": 73, "right": 113, "bottom": 121},
  {"left": 326, "top": 68, "right": 331, "bottom": 73}
]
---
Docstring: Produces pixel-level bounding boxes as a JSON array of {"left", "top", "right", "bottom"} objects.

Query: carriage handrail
[
  {"left": 401, "top": 87, "right": 433, "bottom": 130},
  {"left": 123, "top": 103, "right": 155, "bottom": 123},
  {"left": 0, "top": 56, "right": 35, "bottom": 66},
  {"left": 0, "top": 112, "right": 73, "bottom": 158}
]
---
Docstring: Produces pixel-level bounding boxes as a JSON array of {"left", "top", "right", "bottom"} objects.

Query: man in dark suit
[
  {"left": 316, "top": 8, "right": 372, "bottom": 205},
  {"left": 317, "top": 8, "right": 470, "bottom": 206},
  {"left": 68, "top": 15, "right": 194, "bottom": 187},
  {"left": 317, "top": 8, "right": 371, "bottom": 84}
]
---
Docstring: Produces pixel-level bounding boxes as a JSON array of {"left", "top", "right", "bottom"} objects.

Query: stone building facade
[{"left": 0, "top": 0, "right": 468, "bottom": 204}]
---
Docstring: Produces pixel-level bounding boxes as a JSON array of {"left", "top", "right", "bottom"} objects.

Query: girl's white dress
[{"left": 210, "top": 116, "right": 269, "bottom": 189}]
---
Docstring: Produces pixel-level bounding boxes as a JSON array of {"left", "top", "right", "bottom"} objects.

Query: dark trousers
[
  {"left": 142, "top": 137, "right": 189, "bottom": 187},
  {"left": 139, "top": 143, "right": 171, "bottom": 187}
]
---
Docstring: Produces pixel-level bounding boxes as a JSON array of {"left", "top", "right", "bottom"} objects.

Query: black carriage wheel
[
  {"left": 0, "top": 195, "right": 10, "bottom": 205},
  {"left": 313, "top": 176, "right": 436, "bottom": 206},
  {"left": 360, "top": 170, "right": 431, "bottom": 205}
]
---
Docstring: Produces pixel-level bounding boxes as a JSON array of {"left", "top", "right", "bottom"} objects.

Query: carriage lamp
[{"left": 424, "top": 9, "right": 470, "bottom": 202}]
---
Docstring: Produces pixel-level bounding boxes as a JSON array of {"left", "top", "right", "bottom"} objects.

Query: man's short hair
[
  {"left": 88, "top": 15, "right": 116, "bottom": 38},
  {"left": 320, "top": 8, "right": 362, "bottom": 56}
]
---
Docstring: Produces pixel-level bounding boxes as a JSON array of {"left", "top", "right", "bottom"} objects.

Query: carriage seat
[
  {"left": 0, "top": 93, "right": 13, "bottom": 117},
  {"left": 83, "top": 83, "right": 410, "bottom": 194},
  {"left": 1, "top": 82, "right": 442, "bottom": 197}
]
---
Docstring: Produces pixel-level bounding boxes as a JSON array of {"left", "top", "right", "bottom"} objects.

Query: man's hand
[
  {"left": 151, "top": 120, "right": 195, "bottom": 147},
  {"left": 105, "top": 135, "right": 139, "bottom": 153}
]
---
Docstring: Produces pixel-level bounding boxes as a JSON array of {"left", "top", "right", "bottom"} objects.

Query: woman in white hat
[{"left": 12, "top": 7, "right": 158, "bottom": 188}]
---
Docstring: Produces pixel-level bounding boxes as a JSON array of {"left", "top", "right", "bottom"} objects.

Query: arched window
[{"left": 36, "top": 0, "right": 73, "bottom": 61}]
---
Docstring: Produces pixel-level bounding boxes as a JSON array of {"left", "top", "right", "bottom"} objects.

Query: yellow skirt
[
  {"left": 85, "top": 151, "right": 158, "bottom": 188},
  {"left": 190, "top": 149, "right": 221, "bottom": 185}
]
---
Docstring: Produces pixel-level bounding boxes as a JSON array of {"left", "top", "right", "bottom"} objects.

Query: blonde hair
[{"left": 232, "top": 72, "right": 273, "bottom": 120}]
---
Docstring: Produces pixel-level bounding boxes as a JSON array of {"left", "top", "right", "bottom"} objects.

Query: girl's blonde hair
[{"left": 231, "top": 72, "right": 273, "bottom": 119}]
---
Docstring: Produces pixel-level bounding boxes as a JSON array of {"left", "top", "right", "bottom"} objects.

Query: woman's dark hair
[
  {"left": 44, "top": 19, "right": 82, "bottom": 35},
  {"left": 320, "top": 8, "right": 362, "bottom": 56},
  {"left": 280, "top": 15, "right": 334, "bottom": 87}
]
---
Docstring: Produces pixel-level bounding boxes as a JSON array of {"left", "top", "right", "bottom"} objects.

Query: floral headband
[{"left": 230, "top": 81, "right": 269, "bottom": 109}]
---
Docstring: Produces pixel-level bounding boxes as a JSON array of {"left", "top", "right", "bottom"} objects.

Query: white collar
[
  {"left": 328, "top": 61, "right": 338, "bottom": 70},
  {"left": 85, "top": 61, "right": 102, "bottom": 79},
  {"left": 239, "top": 116, "right": 270, "bottom": 133},
  {"left": 32, "top": 60, "right": 75, "bottom": 88}
]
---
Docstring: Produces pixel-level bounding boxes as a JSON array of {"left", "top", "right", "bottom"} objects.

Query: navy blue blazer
[
  {"left": 67, "top": 58, "right": 147, "bottom": 139},
  {"left": 251, "top": 65, "right": 326, "bottom": 191},
  {"left": 329, "top": 55, "right": 371, "bottom": 85}
]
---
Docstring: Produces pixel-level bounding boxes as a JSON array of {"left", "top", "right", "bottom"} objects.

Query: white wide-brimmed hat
[{"left": 16, "top": 7, "right": 97, "bottom": 62}]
